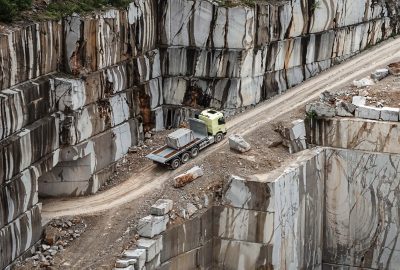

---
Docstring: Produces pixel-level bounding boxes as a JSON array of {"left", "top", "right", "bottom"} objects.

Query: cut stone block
[
  {"left": 113, "top": 266, "right": 134, "bottom": 270},
  {"left": 173, "top": 166, "right": 204, "bottom": 188},
  {"left": 371, "top": 68, "right": 389, "bottom": 81},
  {"left": 352, "top": 96, "right": 367, "bottom": 106},
  {"left": 284, "top": 119, "right": 307, "bottom": 154},
  {"left": 151, "top": 199, "right": 173, "bottom": 216},
  {"left": 305, "top": 102, "right": 335, "bottom": 118},
  {"left": 380, "top": 107, "right": 399, "bottom": 122},
  {"left": 137, "top": 238, "right": 159, "bottom": 262},
  {"left": 115, "top": 259, "right": 136, "bottom": 268},
  {"left": 122, "top": 249, "right": 146, "bottom": 270},
  {"left": 355, "top": 105, "right": 381, "bottom": 120},
  {"left": 228, "top": 134, "right": 251, "bottom": 153},
  {"left": 352, "top": 77, "right": 375, "bottom": 88},
  {"left": 137, "top": 215, "right": 169, "bottom": 238}
]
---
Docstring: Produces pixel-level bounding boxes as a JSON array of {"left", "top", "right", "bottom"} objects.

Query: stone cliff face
[{"left": 0, "top": 0, "right": 399, "bottom": 268}]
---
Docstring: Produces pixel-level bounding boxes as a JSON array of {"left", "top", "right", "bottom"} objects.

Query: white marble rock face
[
  {"left": 0, "top": 115, "right": 60, "bottom": 184},
  {"left": 0, "top": 205, "right": 42, "bottom": 270},
  {"left": 324, "top": 149, "right": 400, "bottom": 269},
  {"left": 308, "top": 118, "right": 400, "bottom": 154}
]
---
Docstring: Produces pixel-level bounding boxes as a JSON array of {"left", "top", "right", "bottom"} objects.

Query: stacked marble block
[
  {"left": 158, "top": 0, "right": 400, "bottom": 115},
  {"left": 0, "top": 77, "right": 60, "bottom": 268},
  {"left": 116, "top": 199, "right": 173, "bottom": 270}
]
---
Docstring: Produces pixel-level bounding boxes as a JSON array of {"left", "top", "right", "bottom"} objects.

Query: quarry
[{"left": 1, "top": 0, "right": 400, "bottom": 269}]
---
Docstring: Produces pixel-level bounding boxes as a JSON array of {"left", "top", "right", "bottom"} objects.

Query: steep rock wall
[{"left": 0, "top": 0, "right": 399, "bottom": 268}]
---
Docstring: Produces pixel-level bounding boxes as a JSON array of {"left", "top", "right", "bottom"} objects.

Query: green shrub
[
  {"left": 0, "top": 0, "right": 16, "bottom": 22},
  {"left": 15, "top": 0, "right": 33, "bottom": 10}
]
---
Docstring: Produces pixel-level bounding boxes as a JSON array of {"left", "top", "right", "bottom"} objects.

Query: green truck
[{"left": 146, "top": 109, "right": 227, "bottom": 169}]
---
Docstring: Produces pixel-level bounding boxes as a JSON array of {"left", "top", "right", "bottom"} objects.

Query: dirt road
[{"left": 42, "top": 37, "right": 400, "bottom": 219}]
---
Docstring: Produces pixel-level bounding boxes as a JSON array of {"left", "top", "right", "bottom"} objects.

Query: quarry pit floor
[{"left": 17, "top": 36, "right": 400, "bottom": 269}]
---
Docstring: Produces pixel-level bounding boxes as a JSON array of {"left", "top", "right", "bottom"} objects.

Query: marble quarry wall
[
  {"left": 1, "top": 0, "right": 400, "bottom": 268},
  {"left": 158, "top": 0, "right": 400, "bottom": 117}
]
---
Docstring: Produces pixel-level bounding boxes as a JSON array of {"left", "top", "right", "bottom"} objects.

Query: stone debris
[
  {"left": 151, "top": 199, "right": 173, "bottom": 216},
  {"left": 352, "top": 77, "right": 375, "bottom": 88},
  {"left": 186, "top": 203, "right": 198, "bottom": 217},
  {"left": 319, "top": 90, "right": 336, "bottom": 104},
  {"left": 371, "top": 68, "right": 389, "bottom": 81},
  {"left": 228, "top": 134, "right": 251, "bottom": 153},
  {"left": 22, "top": 217, "right": 86, "bottom": 268},
  {"left": 137, "top": 215, "right": 169, "bottom": 238},
  {"left": 306, "top": 102, "right": 336, "bottom": 118},
  {"left": 388, "top": 62, "right": 400, "bottom": 76},
  {"left": 173, "top": 166, "right": 204, "bottom": 188},
  {"left": 335, "top": 100, "right": 356, "bottom": 117}
]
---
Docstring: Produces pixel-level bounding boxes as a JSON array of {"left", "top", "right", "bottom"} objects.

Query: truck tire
[
  {"left": 215, "top": 132, "right": 224, "bottom": 143},
  {"left": 181, "top": 152, "right": 190, "bottom": 163},
  {"left": 170, "top": 158, "right": 181, "bottom": 170},
  {"left": 190, "top": 147, "right": 199, "bottom": 158}
]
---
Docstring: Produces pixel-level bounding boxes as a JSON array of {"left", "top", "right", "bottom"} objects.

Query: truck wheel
[
  {"left": 190, "top": 147, "right": 199, "bottom": 158},
  {"left": 215, "top": 132, "right": 224, "bottom": 143},
  {"left": 170, "top": 158, "right": 181, "bottom": 170},
  {"left": 181, "top": 152, "right": 190, "bottom": 163}
]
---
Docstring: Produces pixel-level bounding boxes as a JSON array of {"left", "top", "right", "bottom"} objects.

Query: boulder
[
  {"left": 173, "top": 166, "right": 204, "bottom": 188},
  {"left": 371, "top": 68, "right": 389, "bottom": 81},
  {"left": 151, "top": 199, "right": 173, "bottom": 216},
  {"left": 388, "top": 62, "right": 400, "bottom": 76},
  {"left": 137, "top": 215, "right": 169, "bottom": 238},
  {"left": 228, "top": 134, "right": 251, "bottom": 153},
  {"left": 305, "top": 102, "right": 335, "bottom": 118},
  {"left": 44, "top": 226, "right": 61, "bottom": 246},
  {"left": 282, "top": 119, "right": 307, "bottom": 154},
  {"left": 186, "top": 203, "right": 198, "bottom": 217},
  {"left": 352, "top": 96, "right": 367, "bottom": 106},
  {"left": 319, "top": 91, "right": 336, "bottom": 104},
  {"left": 335, "top": 101, "right": 356, "bottom": 117},
  {"left": 352, "top": 77, "right": 375, "bottom": 88}
]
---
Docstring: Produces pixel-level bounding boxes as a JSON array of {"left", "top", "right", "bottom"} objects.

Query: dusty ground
[{"left": 15, "top": 37, "right": 400, "bottom": 269}]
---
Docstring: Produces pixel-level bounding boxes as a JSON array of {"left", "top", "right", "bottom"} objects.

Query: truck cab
[{"left": 197, "top": 109, "right": 227, "bottom": 142}]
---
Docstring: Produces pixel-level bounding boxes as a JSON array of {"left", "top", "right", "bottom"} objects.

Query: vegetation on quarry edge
[
  {"left": 0, "top": 0, "right": 277, "bottom": 23},
  {"left": 0, "top": 0, "right": 132, "bottom": 22}
]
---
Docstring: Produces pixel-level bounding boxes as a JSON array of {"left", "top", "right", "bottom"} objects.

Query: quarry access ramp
[{"left": 42, "top": 36, "right": 400, "bottom": 219}]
